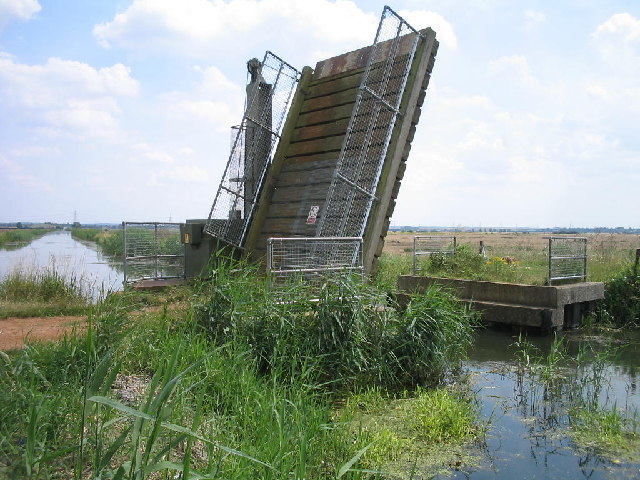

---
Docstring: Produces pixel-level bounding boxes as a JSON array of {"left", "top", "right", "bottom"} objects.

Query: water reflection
[
  {"left": 441, "top": 329, "right": 640, "bottom": 479},
  {"left": 0, "top": 230, "right": 123, "bottom": 299}
]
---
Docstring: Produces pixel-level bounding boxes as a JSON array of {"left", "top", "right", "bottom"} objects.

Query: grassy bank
[
  {"left": 0, "top": 268, "right": 90, "bottom": 319},
  {"left": 0, "top": 229, "right": 49, "bottom": 249},
  {"left": 71, "top": 228, "right": 123, "bottom": 257},
  {"left": 0, "top": 260, "right": 481, "bottom": 478}
]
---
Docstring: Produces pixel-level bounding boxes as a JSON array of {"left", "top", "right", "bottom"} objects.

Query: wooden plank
[
  {"left": 301, "top": 88, "right": 359, "bottom": 113},
  {"left": 284, "top": 135, "right": 345, "bottom": 157},
  {"left": 261, "top": 218, "right": 319, "bottom": 236},
  {"left": 276, "top": 166, "right": 335, "bottom": 187},
  {"left": 297, "top": 104, "right": 355, "bottom": 127},
  {"left": 313, "top": 32, "right": 419, "bottom": 80},
  {"left": 271, "top": 183, "right": 331, "bottom": 203},
  {"left": 290, "top": 118, "right": 350, "bottom": 143},
  {"left": 306, "top": 71, "right": 363, "bottom": 99},
  {"left": 280, "top": 155, "right": 337, "bottom": 173}
]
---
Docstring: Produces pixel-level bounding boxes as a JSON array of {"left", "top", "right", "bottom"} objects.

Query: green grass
[
  {"left": 0, "top": 258, "right": 480, "bottom": 479},
  {"left": 71, "top": 228, "right": 124, "bottom": 257},
  {"left": 344, "top": 386, "right": 482, "bottom": 476},
  {"left": 0, "top": 229, "right": 49, "bottom": 249},
  {"left": 0, "top": 268, "right": 90, "bottom": 318}
]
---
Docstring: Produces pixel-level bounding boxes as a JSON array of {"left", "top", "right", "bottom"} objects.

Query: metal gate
[
  {"left": 317, "top": 7, "right": 422, "bottom": 241},
  {"left": 267, "top": 237, "right": 363, "bottom": 288},
  {"left": 548, "top": 237, "right": 588, "bottom": 285},
  {"left": 204, "top": 52, "right": 299, "bottom": 248},
  {"left": 123, "top": 222, "right": 185, "bottom": 284},
  {"left": 413, "top": 236, "right": 456, "bottom": 274}
]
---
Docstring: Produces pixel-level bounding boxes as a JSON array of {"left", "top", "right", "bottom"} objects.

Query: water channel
[
  {"left": 0, "top": 230, "right": 123, "bottom": 298},
  {"left": 443, "top": 329, "right": 640, "bottom": 479},
  {"left": 1, "top": 233, "right": 639, "bottom": 478}
]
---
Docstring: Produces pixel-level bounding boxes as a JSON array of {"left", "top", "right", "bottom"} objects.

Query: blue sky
[{"left": 1, "top": 0, "right": 638, "bottom": 227}]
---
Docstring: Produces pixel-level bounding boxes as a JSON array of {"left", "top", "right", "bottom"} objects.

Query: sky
[{"left": 0, "top": 0, "right": 638, "bottom": 228}]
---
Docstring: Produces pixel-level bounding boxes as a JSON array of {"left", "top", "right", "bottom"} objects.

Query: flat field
[{"left": 381, "top": 231, "right": 640, "bottom": 284}]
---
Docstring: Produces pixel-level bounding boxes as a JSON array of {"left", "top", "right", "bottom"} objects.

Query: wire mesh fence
[
  {"left": 547, "top": 237, "right": 588, "bottom": 285},
  {"left": 267, "top": 237, "right": 363, "bottom": 289},
  {"left": 317, "top": 7, "right": 421, "bottom": 239},
  {"left": 123, "top": 222, "right": 185, "bottom": 284},
  {"left": 205, "top": 51, "right": 300, "bottom": 247},
  {"left": 413, "top": 236, "right": 457, "bottom": 274}
]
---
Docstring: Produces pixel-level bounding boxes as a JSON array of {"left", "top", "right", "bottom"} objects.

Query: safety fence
[
  {"left": 123, "top": 222, "right": 185, "bottom": 284},
  {"left": 267, "top": 237, "right": 363, "bottom": 289},
  {"left": 547, "top": 236, "right": 587, "bottom": 285},
  {"left": 413, "top": 235, "right": 457, "bottom": 274},
  {"left": 205, "top": 51, "right": 300, "bottom": 248}
]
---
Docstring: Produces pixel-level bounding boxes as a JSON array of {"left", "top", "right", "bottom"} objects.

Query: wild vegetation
[
  {"left": 382, "top": 231, "right": 639, "bottom": 285},
  {"left": 0, "top": 229, "right": 49, "bottom": 249},
  {"left": 71, "top": 228, "right": 124, "bottom": 257},
  {"left": 0, "top": 258, "right": 481, "bottom": 478},
  {"left": 0, "top": 268, "right": 90, "bottom": 319}
]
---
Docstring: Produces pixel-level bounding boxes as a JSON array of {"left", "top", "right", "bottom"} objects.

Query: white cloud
[
  {"left": 150, "top": 165, "right": 210, "bottom": 186},
  {"left": 0, "top": 154, "right": 52, "bottom": 192},
  {"left": 489, "top": 55, "right": 535, "bottom": 86},
  {"left": 93, "top": 0, "right": 457, "bottom": 59},
  {"left": 524, "top": 9, "right": 545, "bottom": 31},
  {"left": 0, "top": 54, "right": 138, "bottom": 139},
  {"left": 592, "top": 13, "right": 640, "bottom": 65},
  {"left": 159, "top": 66, "right": 243, "bottom": 134},
  {"left": 0, "top": 0, "right": 40, "bottom": 28},
  {"left": 399, "top": 9, "right": 457, "bottom": 49}
]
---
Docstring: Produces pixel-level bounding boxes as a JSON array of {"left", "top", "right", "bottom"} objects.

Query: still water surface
[
  {"left": 441, "top": 329, "right": 640, "bottom": 479},
  {"left": 0, "top": 230, "right": 123, "bottom": 298}
]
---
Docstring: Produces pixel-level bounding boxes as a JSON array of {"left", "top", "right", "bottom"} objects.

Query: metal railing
[
  {"left": 547, "top": 236, "right": 587, "bottom": 285},
  {"left": 267, "top": 237, "right": 363, "bottom": 289},
  {"left": 317, "top": 7, "right": 422, "bottom": 240},
  {"left": 413, "top": 235, "right": 456, "bottom": 274},
  {"left": 205, "top": 51, "right": 299, "bottom": 248},
  {"left": 123, "top": 222, "right": 185, "bottom": 284}
]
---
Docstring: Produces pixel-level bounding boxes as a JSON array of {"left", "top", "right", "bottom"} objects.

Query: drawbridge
[
  {"left": 122, "top": 6, "right": 439, "bottom": 285},
  {"left": 204, "top": 6, "right": 439, "bottom": 276}
]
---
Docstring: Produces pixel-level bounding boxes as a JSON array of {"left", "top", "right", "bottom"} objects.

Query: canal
[{"left": 0, "top": 230, "right": 123, "bottom": 299}]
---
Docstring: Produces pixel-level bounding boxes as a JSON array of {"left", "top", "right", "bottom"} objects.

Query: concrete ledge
[{"left": 397, "top": 275, "right": 604, "bottom": 330}]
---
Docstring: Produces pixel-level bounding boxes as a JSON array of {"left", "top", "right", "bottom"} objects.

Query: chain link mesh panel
[
  {"left": 413, "top": 236, "right": 457, "bottom": 274},
  {"left": 267, "top": 237, "right": 363, "bottom": 289},
  {"left": 548, "top": 237, "right": 588, "bottom": 285},
  {"left": 205, "top": 52, "right": 299, "bottom": 247},
  {"left": 123, "top": 222, "right": 184, "bottom": 283},
  {"left": 317, "top": 7, "right": 421, "bottom": 240}
]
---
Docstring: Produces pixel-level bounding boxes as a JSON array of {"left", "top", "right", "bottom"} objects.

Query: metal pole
[
  {"left": 547, "top": 237, "right": 552, "bottom": 286},
  {"left": 122, "top": 221, "right": 127, "bottom": 284},
  {"left": 413, "top": 236, "right": 417, "bottom": 274},
  {"left": 154, "top": 223, "right": 159, "bottom": 279},
  {"left": 583, "top": 238, "right": 588, "bottom": 282}
]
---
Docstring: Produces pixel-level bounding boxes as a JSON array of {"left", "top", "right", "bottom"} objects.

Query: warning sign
[{"left": 306, "top": 205, "right": 320, "bottom": 225}]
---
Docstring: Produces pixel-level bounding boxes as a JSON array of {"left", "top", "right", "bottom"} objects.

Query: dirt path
[{"left": 0, "top": 316, "right": 86, "bottom": 351}]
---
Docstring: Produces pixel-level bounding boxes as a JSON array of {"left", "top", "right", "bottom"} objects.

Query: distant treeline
[
  {"left": 390, "top": 226, "right": 640, "bottom": 234},
  {"left": 71, "top": 228, "right": 123, "bottom": 257}
]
